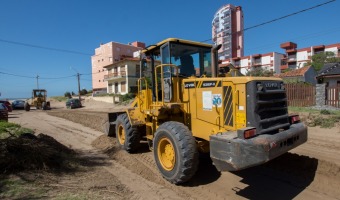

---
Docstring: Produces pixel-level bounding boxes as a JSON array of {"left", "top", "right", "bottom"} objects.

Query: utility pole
[
  {"left": 70, "top": 66, "right": 81, "bottom": 101},
  {"left": 36, "top": 75, "right": 39, "bottom": 89},
  {"left": 77, "top": 73, "right": 81, "bottom": 101}
]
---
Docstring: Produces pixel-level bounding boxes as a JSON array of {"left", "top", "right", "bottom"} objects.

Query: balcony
[
  {"left": 104, "top": 71, "right": 126, "bottom": 81},
  {"left": 287, "top": 56, "right": 297, "bottom": 63},
  {"left": 280, "top": 65, "right": 288, "bottom": 70},
  {"left": 253, "top": 62, "right": 262, "bottom": 67}
]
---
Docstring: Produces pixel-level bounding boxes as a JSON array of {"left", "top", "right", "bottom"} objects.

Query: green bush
[
  {"left": 79, "top": 89, "right": 88, "bottom": 95},
  {"left": 121, "top": 93, "right": 136, "bottom": 102},
  {"left": 64, "top": 92, "right": 71, "bottom": 98},
  {"left": 320, "top": 109, "right": 331, "bottom": 115},
  {"left": 312, "top": 116, "right": 340, "bottom": 128}
]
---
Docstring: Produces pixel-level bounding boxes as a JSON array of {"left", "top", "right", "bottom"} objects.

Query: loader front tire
[
  {"left": 115, "top": 113, "right": 140, "bottom": 153},
  {"left": 153, "top": 121, "right": 198, "bottom": 184},
  {"left": 24, "top": 103, "right": 30, "bottom": 111}
]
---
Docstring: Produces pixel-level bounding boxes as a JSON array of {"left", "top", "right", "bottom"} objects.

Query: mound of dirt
[
  {"left": 0, "top": 133, "right": 76, "bottom": 173},
  {"left": 91, "top": 134, "right": 116, "bottom": 152},
  {"left": 48, "top": 111, "right": 108, "bottom": 132}
]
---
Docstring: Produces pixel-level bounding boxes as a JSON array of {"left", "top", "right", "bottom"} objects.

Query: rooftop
[
  {"left": 275, "top": 66, "right": 311, "bottom": 77},
  {"left": 317, "top": 62, "right": 340, "bottom": 77}
]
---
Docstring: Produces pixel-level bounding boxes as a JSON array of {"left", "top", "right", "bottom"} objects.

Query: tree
[
  {"left": 307, "top": 51, "right": 340, "bottom": 71},
  {"left": 64, "top": 92, "right": 71, "bottom": 98},
  {"left": 246, "top": 68, "right": 273, "bottom": 77},
  {"left": 80, "top": 89, "right": 88, "bottom": 95}
]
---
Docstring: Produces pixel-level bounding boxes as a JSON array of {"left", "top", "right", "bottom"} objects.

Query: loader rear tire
[
  {"left": 115, "top": 113, "right": 140, "bottom": 153},
  {"left": 153, "top": 121, "right": 198, "bottom": 184}
]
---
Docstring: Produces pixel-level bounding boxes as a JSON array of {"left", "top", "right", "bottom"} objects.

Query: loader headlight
[
  {"left": 280, "top": 82, "right": 285, "bottom": 90},
  {"left": 256, "top": 83, "right": 263, "bottom": 91}
]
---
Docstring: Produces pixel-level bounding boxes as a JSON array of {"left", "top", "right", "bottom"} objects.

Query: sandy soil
[{"left": 7, "top": 98, "right": 340, "bottom": 200}]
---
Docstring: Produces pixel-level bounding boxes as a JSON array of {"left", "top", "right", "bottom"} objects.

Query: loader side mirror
[
  {"left": 140, "top": 58, "right": 147, "bottom": 79},
  {"left": 141, "top": 58, "right": 147, "bottom": 72}
]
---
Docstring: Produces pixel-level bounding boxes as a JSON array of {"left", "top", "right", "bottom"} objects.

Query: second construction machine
[{"left": 104, "top": 38, "right": 307, "bottom": 184}]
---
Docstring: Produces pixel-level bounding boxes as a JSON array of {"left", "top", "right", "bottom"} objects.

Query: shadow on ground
[
  {"left": 231, "top": 152, "right": 317, "bottom": 200},
  {"left": 0, "top": 133, "right": 112, "bottom": 191},
  {"left": 184, "top": 153, "right": 221, "bottom": 186}
]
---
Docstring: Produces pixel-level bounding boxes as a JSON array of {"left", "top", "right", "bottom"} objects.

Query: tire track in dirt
[{"left": 50, "top": 109, "right": 340, "bottom": 199}]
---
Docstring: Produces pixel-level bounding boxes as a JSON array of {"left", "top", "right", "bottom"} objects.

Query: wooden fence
[
  {"left": 326, "top": 86, "right": 340, "bottom": 108},
  {"left": 285, "top": 84, "right": 316, "bottom": 107}
]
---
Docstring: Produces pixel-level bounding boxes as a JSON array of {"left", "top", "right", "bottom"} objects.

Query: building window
[
  {"left": 121, "top": 81, "right": 126, "bottom": 93},
  {"left": 116, "top": 47, "right": 121, "bottom": 52},
  {"left": 115, "top": 83, "right": 119, "bottom": 93},
  {"left": 108, "top": 83, "right": 113, "bottom": 93}
]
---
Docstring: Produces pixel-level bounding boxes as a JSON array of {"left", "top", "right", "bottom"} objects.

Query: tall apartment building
[
  {"left": 91, "top": 41, "right": 145, "bottom": 94},
  {"left": 212, "top": 4, "right": 244, "bottom": 60}
]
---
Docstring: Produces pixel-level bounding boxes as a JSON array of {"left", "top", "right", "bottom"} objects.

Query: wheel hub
[
  {"left": 158, "top": 137, "right": 175, "bottom": 171},
  {"left": 118, "top": 125, "right": 125, "bottom": 145}
]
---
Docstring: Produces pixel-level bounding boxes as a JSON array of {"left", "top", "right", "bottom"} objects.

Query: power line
[
  {"left": 0, "top": 71, "right": 76, "bottom": 79},
  {"left": 80, "top": 78, "right": 92, "bottom": 81},
  {"left": 0, "top": 71, "right": 35, "bottom": 78},
  {"left": 245, "top": 26, "right": 340, "bottom": 53},
  {"left": 81, "top": 71, "right": 103, "bottom": 76},
  {"left": 0, "top": 38, "right": 92, "bottom": 56},
  {"left": 40, "top": 75, "right": 76, "bottom": 79},
  {"left": 202, "top": 0, "right": 336, "bottom": 43}
]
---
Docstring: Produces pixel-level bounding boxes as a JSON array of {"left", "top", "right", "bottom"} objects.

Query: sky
[{"left": 0, "top": 0, "right": 339, "bottom": 98}]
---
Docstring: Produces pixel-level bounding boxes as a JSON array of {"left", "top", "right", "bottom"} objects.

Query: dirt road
[{"left": 9, "top": 105, "right": 340, "bottom": 200}]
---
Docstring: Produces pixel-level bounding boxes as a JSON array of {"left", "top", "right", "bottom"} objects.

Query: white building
[
  {"left": 103, "top": 58, "right": 141, "bottom": 95},
  {"left": 220, "top": 52, "right": 285, "bottom": 75},
  {"left": 281, "top": 42, "right": 340, "bottom": 70}
]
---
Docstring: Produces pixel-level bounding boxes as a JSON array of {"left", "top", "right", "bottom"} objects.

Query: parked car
[
  {"left": 0, "top": 103, "right": 8, "bottom": 122},
  {"left": 11, "top": 100, "right": 25, "bottom": 109},
  {"left": 66, "top": 98, "right": 82, "bottom": 109},
  {"left": 0, "top": 100, "right": 12, "bottom": 112}
]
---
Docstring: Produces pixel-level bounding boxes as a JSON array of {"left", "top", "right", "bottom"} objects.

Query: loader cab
[{"left": 141, "top": 38, "right": 213, "bottom": 103}]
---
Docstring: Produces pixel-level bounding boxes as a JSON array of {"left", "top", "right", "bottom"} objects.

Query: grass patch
[
  {"left": 289, "top": 106, "right": 340, "bottom": 116},
  {"left": 0, "top": 177, "right": 46, "bottom": 199},
  {"left": 289, "top": 107, "right": 321, "bottom": 114},
  {"left": 50, "top": 96, "right": 68, "bottom": 102},
  {"left": 0, "top": 121, "right": 33, "bottom": 139},
  {"left": 311, "top": 115, "right": 340, "bottom": 128},
  {"left": 289, "top": 107, "right": 340, "bottom": 128},
  {"left": 289, "top": 106, "right": 340, "bottom": 115}
]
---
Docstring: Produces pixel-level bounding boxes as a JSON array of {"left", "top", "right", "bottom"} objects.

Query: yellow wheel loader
[
  {"left": 25, "top": 89, "right": 50, "bottom": 111},
  {"left": 104, "top": 38, "right": 307, "bottom": 184}
]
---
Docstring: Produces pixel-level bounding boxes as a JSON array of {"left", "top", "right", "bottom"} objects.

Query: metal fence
[
  {"left": 285, "top": 84, "right": 316, "bottom": 107},
  {"left": 326, "top": 86, "right": 340, "bottom": 108}
]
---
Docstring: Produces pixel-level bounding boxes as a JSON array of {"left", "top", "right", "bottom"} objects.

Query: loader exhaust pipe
[{"left": 211, "top": 44, "right": 222, "bottom": 78}]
